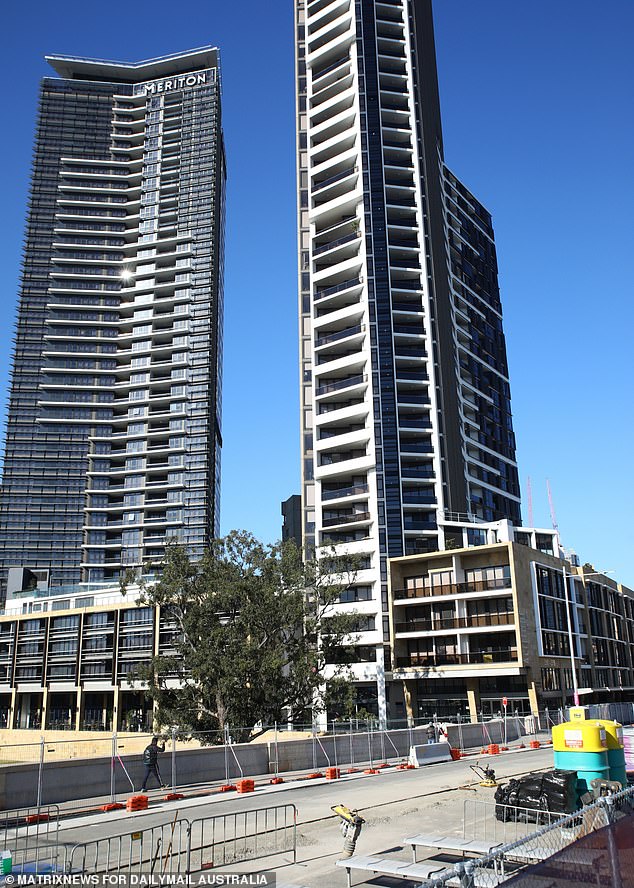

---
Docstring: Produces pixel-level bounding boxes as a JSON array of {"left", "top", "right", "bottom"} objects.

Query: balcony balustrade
[
  {"left": 394, "top": 613, "right": 515, "bottom": 634},
  {"left": 322, "top": 483, "right": 369, "bottom": 501},
  {"left": 393, "top": 576, "right": 512, "bottom": 600},
  {"left": 395, "top": 649, "right": 518, "bottom": 668},
  {"left": 315, "top": 277, "right": 362, "bottom": 300}
]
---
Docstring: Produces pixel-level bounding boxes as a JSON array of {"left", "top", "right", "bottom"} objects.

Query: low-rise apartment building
[
  {"left": 0, "top": 584, "right": 172, "bottom": 731},
  {"left": 388, "top": 542, "right": 634, "bottom": 722}
]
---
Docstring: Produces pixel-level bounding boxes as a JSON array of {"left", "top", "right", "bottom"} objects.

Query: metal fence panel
[
  {"left": 66, "top": 818, "right": 191, "bottom": 875},
  {"left": 0, "top": 805, "right": 61, "bottom": 872},
  {"left": 186, "top": 804, "right": 297, "bottom": 873}
]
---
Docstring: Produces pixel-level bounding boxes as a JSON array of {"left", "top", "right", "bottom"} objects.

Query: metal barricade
[
  {"left": 186, "top": 803, "right": 298, "bottom": 873},
  {"left": 0, "top": 805, "right": 62, "bottom": 872},
  {"left": 462, "top": 797, "right": 565, "bottom": 846},
  {"left": 66, "top": 817, "right": 191, "bottom": 875}
]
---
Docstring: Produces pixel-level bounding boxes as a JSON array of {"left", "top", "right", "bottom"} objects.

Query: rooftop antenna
[
  {"left": 527, "top": 476, "right": 534, "bottom": 527},
  {"left": 546, "top": 479, "right": 558, "bottom": 533}
]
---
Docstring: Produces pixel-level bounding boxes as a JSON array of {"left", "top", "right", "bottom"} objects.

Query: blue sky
[{"left": 1, "top": 1, "right": 632, "bottom": 584}]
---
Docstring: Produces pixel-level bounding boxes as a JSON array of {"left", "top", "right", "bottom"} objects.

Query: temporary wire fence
[
  {"left": 420, "top": 785, "right": 634, "bottom": 887},
  {"left": 9, "top": 704, "right": 632, "bottom": 811},
  {"left": 462, "top": 798, "right": 565, "bottom": 847},
  {"left": 0, "top": 723, "right": 433, "bottom": 811}
]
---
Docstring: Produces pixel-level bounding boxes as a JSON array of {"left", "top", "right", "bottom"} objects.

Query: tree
[{"left": 138, "top": 531, "right": 361, "bottom": 742}]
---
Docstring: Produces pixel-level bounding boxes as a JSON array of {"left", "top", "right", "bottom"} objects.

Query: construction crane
[{"left": 546, "top": 479, "right": 559, "bottom": 532}]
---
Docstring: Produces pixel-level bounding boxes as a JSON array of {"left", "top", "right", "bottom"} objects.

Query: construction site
[{"left": 1, "top": 706, "right": 633, "bottom": 887}]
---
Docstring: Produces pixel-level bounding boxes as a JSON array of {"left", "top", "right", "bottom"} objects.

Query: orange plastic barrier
[{"left": 325, "top": 767, "right": 340, "bottom": 780}]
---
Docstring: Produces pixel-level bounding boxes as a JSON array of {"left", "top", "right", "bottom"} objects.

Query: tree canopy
[{"left": 138, "top": 531, "right": 361, "bottom": 741}]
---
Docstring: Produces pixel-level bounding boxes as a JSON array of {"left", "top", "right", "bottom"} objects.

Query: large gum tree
[{"left": 136, "top": 531, "right": 361, "bottom": 742}]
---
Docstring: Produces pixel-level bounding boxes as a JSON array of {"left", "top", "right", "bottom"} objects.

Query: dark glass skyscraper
[
  {"left": 0, "top": 48, "right": 225, "bottom": 595},
  {"left": 295, "top": 0, "right": 521, "bottom": 720}
]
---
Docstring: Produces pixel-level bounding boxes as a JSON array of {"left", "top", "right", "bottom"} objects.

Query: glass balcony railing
[
  {"left": 393, "top": 577, "right": 512, "bottom": 600},
  {"left": 316, "top": 374, "right": 366, "bottom": 396},
  {"left": 315, "top": 323, "right": 363, "bottom": 347},
  {"left": 395, "top": 649, "right": 518, "bottom": 668},
  {"left": 315, "top": 277, "right": 362, "bottom": 300},
  {"left": 322, "top": 483, "right": 369, "bottom": 501},
  {"left": 313, "top": 166, "right": 357, "bottom": 192},
  {"left": 314, "top": 230, "right": 360, "bottom": 256},
  {"left": 322, "top": 511, "right": 370, "bottom": 528},
  {"left": 312, "top": 56, "right": 350, "bottom": 84},
  {"left": 394, "top": 613, "right": 515, "bottom": 634}
]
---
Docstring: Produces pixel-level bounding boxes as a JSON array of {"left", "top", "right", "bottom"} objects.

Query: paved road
[{"left": 50, "top": 745, "right": 555, "bottom": 883}]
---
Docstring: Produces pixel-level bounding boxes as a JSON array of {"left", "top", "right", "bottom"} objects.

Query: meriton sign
[{"left": 134, "top": 70, "right": 211, "bottom": 97}]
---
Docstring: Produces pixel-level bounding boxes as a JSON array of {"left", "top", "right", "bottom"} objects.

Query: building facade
[
  {"left": 0, "top": 585, "right": 168, "bottom": 731},
  {"left": 294, "top": 0, "right": 521, "bottom": 719},
  {"left": 0, "top": 48, "right": 225, "bottom": 596},
  {"left": 389, "top": 542, "right": 634, "bottom": 723},
  {"left": 1, "top": 536, "right": 630, "bottom": 732},
  {"left": 281, "top": 495, "right": 303, "bottom": 549}
]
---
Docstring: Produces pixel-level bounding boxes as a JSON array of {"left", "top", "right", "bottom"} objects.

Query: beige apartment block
[
  {"left": 388, "top": 542, "right": 634, "bottom": 723},
  {"left": 0, "top": 593, "right": 172, "bottom": 732}
]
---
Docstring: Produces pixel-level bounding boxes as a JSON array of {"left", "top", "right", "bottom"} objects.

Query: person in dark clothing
[{"left": 140, "top": 736, "right": 166, "bottom": 791}]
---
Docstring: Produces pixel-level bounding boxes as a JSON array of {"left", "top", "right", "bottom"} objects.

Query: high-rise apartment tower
[
  {"left": 295, "top": 0, "right": 521, "bottom": 720},
  {"left": 0, "top": 48, "right": 225, "bottom": 595}
]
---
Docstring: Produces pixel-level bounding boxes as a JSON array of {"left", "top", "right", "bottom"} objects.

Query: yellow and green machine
[{"left": 552, "top": 706, "right": 627, "bottom": 793}]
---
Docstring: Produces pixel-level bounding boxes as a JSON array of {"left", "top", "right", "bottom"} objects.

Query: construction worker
[{"left": 140, "top": 736, "right": 166, "bottom": 791}]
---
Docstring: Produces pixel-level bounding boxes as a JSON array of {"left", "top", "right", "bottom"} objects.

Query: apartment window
[
  {"left": 352, "top": 616, "right": 375, "bottom": 632},
  {"left": 84, "top": 612, "right": 113, "bottom": 628},
  {"left": 71, "top": 595, "right": 93, "bottom": 609},
  {"left": 121, "top": 607, "right": 153, "bottom": 625},
  {"left": 339, "top": 586, "right": 372, "bottom": 603},
  {"left": 465, "top": 565, "right": 511, "bottom": 590},
  {"left": 51, "top": 615, "right": 79, "bottom": 631},
  {"left": 536, "top": 566, "right": 564, "bottom": 599}
]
